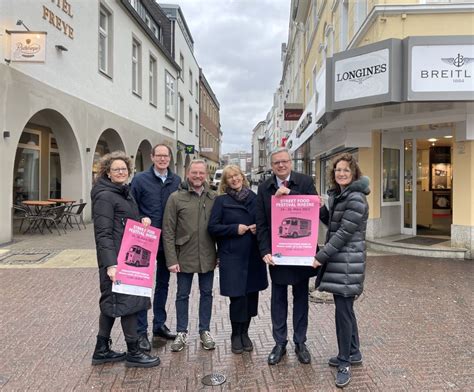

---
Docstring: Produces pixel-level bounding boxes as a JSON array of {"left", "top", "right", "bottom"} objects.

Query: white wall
[{"left": 1, "top": 0, "right": 178, "bottom": 134}]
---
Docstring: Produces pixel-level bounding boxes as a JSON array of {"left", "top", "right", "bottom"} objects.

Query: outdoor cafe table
[
  {"left": 21, "top": 200, "right": 57, "bottom": 233},
  {"left": 22, "top": 200, "right": 56, "bottom": 210},
  {"left": 47, "top": 198, "right": 76, "bottom": 205}
]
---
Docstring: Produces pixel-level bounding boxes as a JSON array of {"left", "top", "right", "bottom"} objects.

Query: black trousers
[
  {"left": 98, "top": 312, "right": 138, "bottom": 342},
  {"left": 333, "top": 294, "right": 360, "bottom": 366},
  {"left": 229, "top": 291, "right": 259, "bottom": 322},
  {"left": 271, "top": 279, "right": 309, "bottom": 345}
]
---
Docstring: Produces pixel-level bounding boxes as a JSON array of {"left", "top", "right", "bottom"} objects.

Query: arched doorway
[
  {"left": 13, "top": 109, "right": 81, "bottom": 205},
  {"left": 135, "top": 140, "right": 152, "bottom": 174},
  {"left": 93, "top": 129, "right": 125, "bottom": 181}
]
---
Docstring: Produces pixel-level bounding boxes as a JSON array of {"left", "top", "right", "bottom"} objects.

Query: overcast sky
[{"left": 170, "top": 0, "right": 290, "bottom": 153}]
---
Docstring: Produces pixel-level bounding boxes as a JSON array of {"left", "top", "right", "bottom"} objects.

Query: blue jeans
[
  {"left": 137, "top": 252, "right": 171, "bottom": 335},
  {"left": 176, "top": 271, "right": 214, "bottom": 334}
]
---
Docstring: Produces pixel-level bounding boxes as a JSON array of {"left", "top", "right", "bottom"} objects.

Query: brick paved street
[{"left": 0, "top": 227, "right": 472, "bottom": 391}]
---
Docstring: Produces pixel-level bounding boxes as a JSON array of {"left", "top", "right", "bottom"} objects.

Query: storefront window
[
  {"left": 382, "top": 148, "right": 400, "bottom": 202},
  {"left": 49, "top": 136, "right": 61, "bottom": 199},
  {"left": 14, "top": 130, "right": 41, "bottom": 204}
]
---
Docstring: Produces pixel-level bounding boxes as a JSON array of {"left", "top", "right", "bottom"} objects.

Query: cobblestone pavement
[{"left": 0, "top": 227, "right": 473, "bottom": 391}]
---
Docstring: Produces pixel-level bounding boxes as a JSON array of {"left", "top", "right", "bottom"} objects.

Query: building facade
[
  {"left": 199, "top": 69, "right": 221, "bottom": 178},
  {"left": 0, "top": 0, "right": 219, "bottom": 245},
  {"left": 276, "top": 0, "right": 474, "bottom": 258},
  {"left": 159, "top": 4, "right": 200, "bottom": 178},
  {"left": 250, "top": 120, "right": 267, "bottom": 183},
  {"left": 222, "top": 152, "right": 252, "bottom": 175}
]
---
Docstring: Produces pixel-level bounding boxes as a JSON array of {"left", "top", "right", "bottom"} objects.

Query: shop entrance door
[{"left": 402, "top": 137, "right": 453, "bottom": 237}]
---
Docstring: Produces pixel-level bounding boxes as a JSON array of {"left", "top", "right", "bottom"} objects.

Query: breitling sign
[{"left": 412, "top": 45, "right": 474, "bottom": 92}]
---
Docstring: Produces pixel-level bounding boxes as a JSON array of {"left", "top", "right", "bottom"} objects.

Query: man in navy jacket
[
  {"left": 131, "top": 144, "right": 181, "bottom": 351},
  {"left": 256, "top": 147, "right": 318, "bottom": 366}
]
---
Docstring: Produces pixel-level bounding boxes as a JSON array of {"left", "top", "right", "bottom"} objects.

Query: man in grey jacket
[{"left": 162, "top": 159, "right": 217, "bottom": 352}]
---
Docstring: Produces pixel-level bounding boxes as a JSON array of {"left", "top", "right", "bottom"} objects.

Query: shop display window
[
  {"left": 431, "top": 163, "right": 452, "bottom": 190},
  {"left": 382, "top": 148, "right": 400, "bottom": 202}
]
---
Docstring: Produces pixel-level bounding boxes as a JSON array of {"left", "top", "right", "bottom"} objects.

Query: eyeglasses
[
  {"left": 228, "top": 174, "right": 242, "bottom": 180},
  {"left": 154, "top": 154, "right": 170, "bottom": 159},
  {"left": 271, "top": 159, "right": 291, "bottom": 166},
  {"left": 334, "top": 168, "right": 351, "bottom": 174},
  {"left": 110, "top": 168, "right": 128, "bottom": 173}
]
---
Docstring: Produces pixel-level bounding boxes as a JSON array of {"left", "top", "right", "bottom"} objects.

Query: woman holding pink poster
[
  {"left": 91, "top": 151, "right": 160, "bottom": 368},
  {"left": 208, "top": 165, "right": 268, "bottom": 354},
  {"left": 313, "top": 153, "right": 369, "bottom": 388}
]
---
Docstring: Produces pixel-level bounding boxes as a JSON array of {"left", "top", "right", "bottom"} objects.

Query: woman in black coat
[
  {"left": 208, "top": 165, "right": 268, "bottom": 354},
  {"left": 91, "top": 151, "right": 159, "bottom": 368},
  {"left": 313, "top": 153, "right": 369, "bottom": 388}
]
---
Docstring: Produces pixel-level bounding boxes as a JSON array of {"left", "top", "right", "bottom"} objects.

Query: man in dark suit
[{"left": 256, "top": 147, "right": 318, "bottom": 365}]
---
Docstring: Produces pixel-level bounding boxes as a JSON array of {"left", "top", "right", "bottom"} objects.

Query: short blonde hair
[{"left": 218, "top": 165, "right": 249, "bottom": 194}]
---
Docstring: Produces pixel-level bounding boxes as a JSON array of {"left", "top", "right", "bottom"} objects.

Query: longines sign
[
  {"left": 328, "top": 39, "right": 402, "bottom": 111},
  {"left": 334, "top": 49, "right": 389, "bottom": 102}
]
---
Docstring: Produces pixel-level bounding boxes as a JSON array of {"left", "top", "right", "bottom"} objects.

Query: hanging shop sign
[
  {"left": 184, "top": 145, "right": 195, "bottom": 154},
  {"left": 8, "top": 31, "right": 47, "bottom": 62},
  {"left": 295, "top": 113, "right": 312, "bottom": 138},
  {"left": 406, "top": 36, "right": 474, "bottom": 101},
  {"left": 328, "top": 39, "right": 402, "bottom": 111},
  {"left": 284, "top": 103, "right": 304, "bottom": 121}
]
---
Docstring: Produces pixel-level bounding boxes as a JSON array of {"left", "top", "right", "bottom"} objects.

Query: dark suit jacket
[{"left": 256, "top": 171, "right": 319, "bottom": 285}]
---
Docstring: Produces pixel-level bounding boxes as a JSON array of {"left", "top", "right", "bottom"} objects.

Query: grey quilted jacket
[{"left": 316, "top": 176, "right": 370, "bottom": 297}]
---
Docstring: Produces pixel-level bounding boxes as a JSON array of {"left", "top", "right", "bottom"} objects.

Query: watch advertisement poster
[
  {"left": 112, "top": 219, "right": 160, "bottom": 297},
  {"left": 271, "top": 195, "right": 320, "bottom": 266}
]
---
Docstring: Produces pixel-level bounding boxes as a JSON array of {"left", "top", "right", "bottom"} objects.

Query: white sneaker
[
  {"left": 171, "top": 332, "right": 187, "bottom": 352},
  {"left": 199, "top": 331, "right": 216, "bottom": 350}
]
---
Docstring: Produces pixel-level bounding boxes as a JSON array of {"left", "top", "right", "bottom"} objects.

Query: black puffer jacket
[
  {"left": 316, "top": 176, "right": 370, "bottom": 297},
  {"left": 91, "top": 177, "right": 150, "bottom": 317}
]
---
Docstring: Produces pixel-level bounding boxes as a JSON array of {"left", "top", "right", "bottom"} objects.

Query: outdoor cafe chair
[
  {"left": 13, "top": 204, "right": 40, "bottom": 234},
  {"left": 37, "top": 205, "right": 67, "bottom": 235},
  {"left": 62, "top": 202, "right": 87, "bottom": 230}
]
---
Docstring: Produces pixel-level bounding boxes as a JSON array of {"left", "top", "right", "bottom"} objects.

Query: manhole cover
[
  {"left": 201, "top": 373, "right": 226, "bottom": 386},
  {"left": 0, "top": 251, "right": 54, "bottom": 265}
]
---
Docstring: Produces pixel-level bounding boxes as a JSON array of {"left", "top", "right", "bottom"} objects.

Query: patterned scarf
[{"left": 226, "top": 186, "right": 251, "bottom": 203}]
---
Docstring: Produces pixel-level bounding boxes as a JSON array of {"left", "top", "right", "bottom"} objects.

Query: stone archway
[
  {"left": 9, "top": 109, "right": 82, "bottom": 237},
  {"left": 92, "top": 129, "right": 125, "bottom": 181},
  {"left": 12, "top": 109, "right": 82, "bottom": 204},
  {"left": 135, "top": 140, "right": 153, "bottom": 174}
]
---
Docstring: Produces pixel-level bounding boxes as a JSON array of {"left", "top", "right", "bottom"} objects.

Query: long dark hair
[{"left": 326, "top": 153, "right": 362, "bottom": 191}]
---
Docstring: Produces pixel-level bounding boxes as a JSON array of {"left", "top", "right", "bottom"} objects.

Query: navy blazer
[
  {"left": 208, "top": 191, "right": 268, "bottom": 297},
  {"left": 256, "top": 171, "right": 318, "bottom": 285}
]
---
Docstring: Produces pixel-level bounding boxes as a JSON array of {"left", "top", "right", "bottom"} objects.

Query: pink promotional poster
[
  {"left": 112, "top": 219, "right": 160, "bottom": 297},
  {"left": 271, "top": 195, "right": 320, "bottom": 266}
]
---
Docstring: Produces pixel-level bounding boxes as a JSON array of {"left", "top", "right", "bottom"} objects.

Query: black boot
[
  {"left": 125, "top": 340, "right": 160, "bottom": 368},
  {"left": 231, "top": 322, "right": 243, "bottom": 354},
  {"left": 92, "top": 335, "right": 126, "bottom": 365},
  {"left": 241, "top": 319, "right": 253, "bottom": 352}
]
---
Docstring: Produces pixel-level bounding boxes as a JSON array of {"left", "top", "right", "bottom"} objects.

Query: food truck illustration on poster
[
  {"left": 112, "top": 219, "right": 160, "bottom": 297},
  {"left": 271, "top": 195, "right": 319, "bottom": 266}
]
